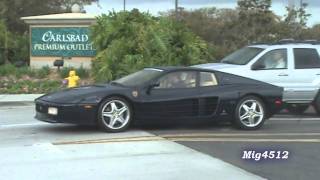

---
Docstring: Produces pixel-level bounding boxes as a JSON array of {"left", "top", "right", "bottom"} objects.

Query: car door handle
[{"left": 278, "top": 73, "right": 288, "bottom": 76}]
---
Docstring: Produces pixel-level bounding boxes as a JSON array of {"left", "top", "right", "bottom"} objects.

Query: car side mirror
[
  {"left": 146, "top": 83, "right": 160, "bottom": 94},
  {"left": 251, "top": 64, "right": 265, "bottom": 70}
]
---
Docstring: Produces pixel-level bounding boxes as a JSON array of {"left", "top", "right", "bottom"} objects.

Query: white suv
[{"left": 196, "top": 40, "right": 320, "bottom": 114}]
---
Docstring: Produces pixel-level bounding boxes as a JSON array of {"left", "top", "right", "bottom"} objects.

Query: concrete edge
[{"left": 0, "top": 94, "right": 44, "bottom": 104}]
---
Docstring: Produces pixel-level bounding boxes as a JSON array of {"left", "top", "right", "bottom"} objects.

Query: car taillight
[{"left": 275, "top": 99, "right": 282, "bottom": 106}]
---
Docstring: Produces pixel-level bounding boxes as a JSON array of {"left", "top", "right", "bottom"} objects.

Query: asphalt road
[
  {"left": 1, "top": 103, "right": 320, "bottom": 180},
  {"left": 148, "top": 107, "right": 320, "bottom": 180}
]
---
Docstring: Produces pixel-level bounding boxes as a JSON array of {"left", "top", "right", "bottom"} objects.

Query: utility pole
[
  {"left": 288, "top": 0, "right": 295, "bottom": 10},
  {"left": 124, "top": 0, "right": 126, "bottom": 11},
  {"left": 175, "top": 0, "right": 178, "bottom": 19},
  {"left": 4, "top": 20, "right": 9, "bottom": 64}
]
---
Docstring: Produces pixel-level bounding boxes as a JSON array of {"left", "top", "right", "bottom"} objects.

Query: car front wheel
[
  {"left": 233, "top": 96, "right": 266, "bottom": 130},
  {"left": 98, "top": 97, "right": 132, "bottom": 132}
]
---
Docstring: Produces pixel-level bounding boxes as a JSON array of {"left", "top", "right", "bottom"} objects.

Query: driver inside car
[
  {"left": 266, "top": 51, "right": 287, "bottom": 69},
  {"left": 167, "top": 73, "right": 186, "bottom": 88}
]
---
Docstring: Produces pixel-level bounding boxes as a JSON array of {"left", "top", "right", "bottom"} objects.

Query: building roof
[
  {"left": 21, "top": 13, "right": 95, "bottom": 20},
  {"left": 21, "top": 13, "right": 96, "bottom": 25}
]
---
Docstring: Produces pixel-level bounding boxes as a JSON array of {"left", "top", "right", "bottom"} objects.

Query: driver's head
[
  {"left": 273, "top": 51, "right": 284, "bottom": 61},
  {"left": 169, "top": 73, "right": 180, "bottom": 82}
]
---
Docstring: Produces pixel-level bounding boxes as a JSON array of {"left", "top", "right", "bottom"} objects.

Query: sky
[{"left": 85, "top": 0, "right": 320, "bottom": 26}]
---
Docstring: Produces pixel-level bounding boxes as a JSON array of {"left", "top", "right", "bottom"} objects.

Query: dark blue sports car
[{"left": 35, "top": 67, "right": 283, "bottom": 132}]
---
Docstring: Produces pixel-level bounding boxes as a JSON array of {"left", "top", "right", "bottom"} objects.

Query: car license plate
[{"left": 48, "top": 107, "right": 58, "bottom": 115}]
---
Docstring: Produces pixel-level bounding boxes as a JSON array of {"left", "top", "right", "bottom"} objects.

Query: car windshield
[
  {"left": 112, "top": 68, "right": 163, "bottom": 87},
  {"left": 221, "top": 47, "right": 264, "bottom": 65}
]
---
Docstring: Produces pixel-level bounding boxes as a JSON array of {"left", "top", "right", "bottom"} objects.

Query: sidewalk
[
  {"left": 0, "top": 129, "right": 264, "bottom": 180},
  {"left": 0, "top": 94, "right": 43, "bottom": 103}
]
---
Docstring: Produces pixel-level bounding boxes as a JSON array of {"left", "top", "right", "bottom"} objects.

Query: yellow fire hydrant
[{"left": 65, "top": 70, "right": 80, "bottom": 88}]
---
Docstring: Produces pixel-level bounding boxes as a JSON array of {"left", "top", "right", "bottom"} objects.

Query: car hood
[
  {"left": 194, "top": 63, "right": 243, "bottom": 72},
  {"left": 37, "top": 84, "right": 125, "bottom": 104}
]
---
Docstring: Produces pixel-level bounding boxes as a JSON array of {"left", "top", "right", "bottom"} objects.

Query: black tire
[
  {"left": 233, "top": 96, "right": 267, "bottom": 130},
  {"left": 286, "top": 104, "right": 309, "bottom": 115},
  {"left": 313, "top": 93, "right": 320, "bottom": 115},
  {"left": 97, "top": 97, "right": 132, "bottom": 133}
]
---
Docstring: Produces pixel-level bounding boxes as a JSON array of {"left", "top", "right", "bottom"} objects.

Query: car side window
[
  {"left": 253, "top": 49, "right": 287, "bottom": 70},
  {"left": 200, "top": 72, "right": 218, "bottom": 87},
  {"left": 156, "top": 71, "right": 196, "bottom": 89},
  {"left": 294, "top": 48, "right": 320, "bottom": 69}
]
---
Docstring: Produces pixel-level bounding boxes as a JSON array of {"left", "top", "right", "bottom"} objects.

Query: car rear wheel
[
  {"left": 98, "top": 97, "right": 132, "bottom": 132},
  {"left": 233, "top": 96, "right": 266, "bottom": 130},
  {"left": 286, "top": 104, "right": 309, "bottom": 115}
]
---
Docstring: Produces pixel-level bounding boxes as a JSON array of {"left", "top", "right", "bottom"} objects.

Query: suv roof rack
[{"left": 274, "top": 39, "right": 320, "bottom": 45}]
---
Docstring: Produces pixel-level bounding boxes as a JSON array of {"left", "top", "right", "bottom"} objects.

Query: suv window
[
  {"left": 200, "top": 72, "right": 218, "bottom": 87},
  {"left": 156, "top": 71, "right": 196, "bottom": 89},
  {"left": 253, "top": 49, "right": 287, "bottom": 70},
  {"left": 294, "top": 48, "right": 320, "bottom": 69},
  {"left": 221, "top": 47, "right": 264, "bottom": 65}
]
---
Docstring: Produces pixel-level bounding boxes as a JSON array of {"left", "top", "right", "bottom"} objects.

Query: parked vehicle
[
  {"left": 196, "top": 40, "right": 320, "bottom": 114},
  {"left": 35, "top": 67, "right": 283, "bottom": 132}
]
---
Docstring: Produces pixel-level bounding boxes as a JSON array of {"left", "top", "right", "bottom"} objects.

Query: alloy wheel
[
  {"left": 238, "top": 99, "right": 264, "bottom": 127},
  {"left": 101, "top": 100, "right": 130, "bottom": 130}
]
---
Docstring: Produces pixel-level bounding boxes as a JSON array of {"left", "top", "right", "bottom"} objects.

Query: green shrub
[
  {"left": 59, "top": 66, "right": 89, "bottom": 79},
  {"left": 0, "top": 64, "right": 16, "bottom": 76},
  {"left": 35, "top": 66, "right": 50, "bottom": 79},
  {"left": 0, "top": 64, "right": 54, "bottom": 79},
  {"left": 76, "top": 66, "right": 89, "bottom": 78},
  {"left": 59, "top": 67, "right": 73, "bottom": 78},
  {"left": 16, "top": 66, "right": 36, "bottom": 78},
  {"left": 38, "top": 80, "right": 62, "bottom": 92},
  {"left": 91, "top": 9, "right": 212, "bottom": 82}
]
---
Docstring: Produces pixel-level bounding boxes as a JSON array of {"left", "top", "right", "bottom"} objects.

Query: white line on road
[
  {"left": 52, "top": 132, "right": 320, "bottom": 145},
  {"left": 169, "top": 138, "right": 320, "bottom": 143},
  {"left": 161, "top": 132, "right": 320, "bottom": 137},
  {"left": 270, "top": 117, "right": 320, "bottom": 121}
]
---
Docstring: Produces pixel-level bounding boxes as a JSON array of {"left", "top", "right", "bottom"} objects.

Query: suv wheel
[
  {"left": 233, "top": 96, "right": 266, "bottom": 130},
  {"left": 286, "top": 104, "right": 309, "bottom": 115},
  {"left": 98, "top": 97, "right": 132, "bottom": 133},
  {"left": 313, "top": 94, "right": 320, "bottom": 115}
]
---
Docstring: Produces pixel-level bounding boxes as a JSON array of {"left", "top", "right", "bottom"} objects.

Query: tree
[
  {"left": 162, "top": 4, "right": 280, "bottom": 59},
  {"left": 237, "top": 0, "right": 278, "bottom": 42},
  {"left": 90, "top": 9, "right": 212, "bottom": 82},
  {"left": 0, "top": 20, "right": 29, "bottom": 65},
  {"left": 283, "top": 2, "right": 311, "bottom": 39},
  {"left": 0, "top": 20, "right": 8, "bottom": 64},
  {"left": 285, "top": 2, "right": 311, "bottom": 27}
]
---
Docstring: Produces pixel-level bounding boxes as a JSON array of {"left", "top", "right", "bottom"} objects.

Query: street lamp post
[{"left": 124, "top": 0, "right": 126, "bottom": 11}]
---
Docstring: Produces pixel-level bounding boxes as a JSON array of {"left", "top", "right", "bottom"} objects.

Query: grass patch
[{"left": 0, "top": 80, "right": 62, "bottom": 94}]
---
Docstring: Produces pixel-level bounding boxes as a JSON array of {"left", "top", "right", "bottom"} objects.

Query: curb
[{"left": 0, "top": 94, "right": 44, "bottom": 104}]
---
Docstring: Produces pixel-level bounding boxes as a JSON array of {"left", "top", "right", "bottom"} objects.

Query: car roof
[
  {"left": 144, "top": 66, "right": 213, "bottom": 72},
  {"left": 249, "top": 43, "right": 320, "bottom": 49}
]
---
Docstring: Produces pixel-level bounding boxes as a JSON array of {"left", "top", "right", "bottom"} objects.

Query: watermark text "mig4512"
[{"left": 242, "top": 150, "right": 289, "bottom": 161}]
